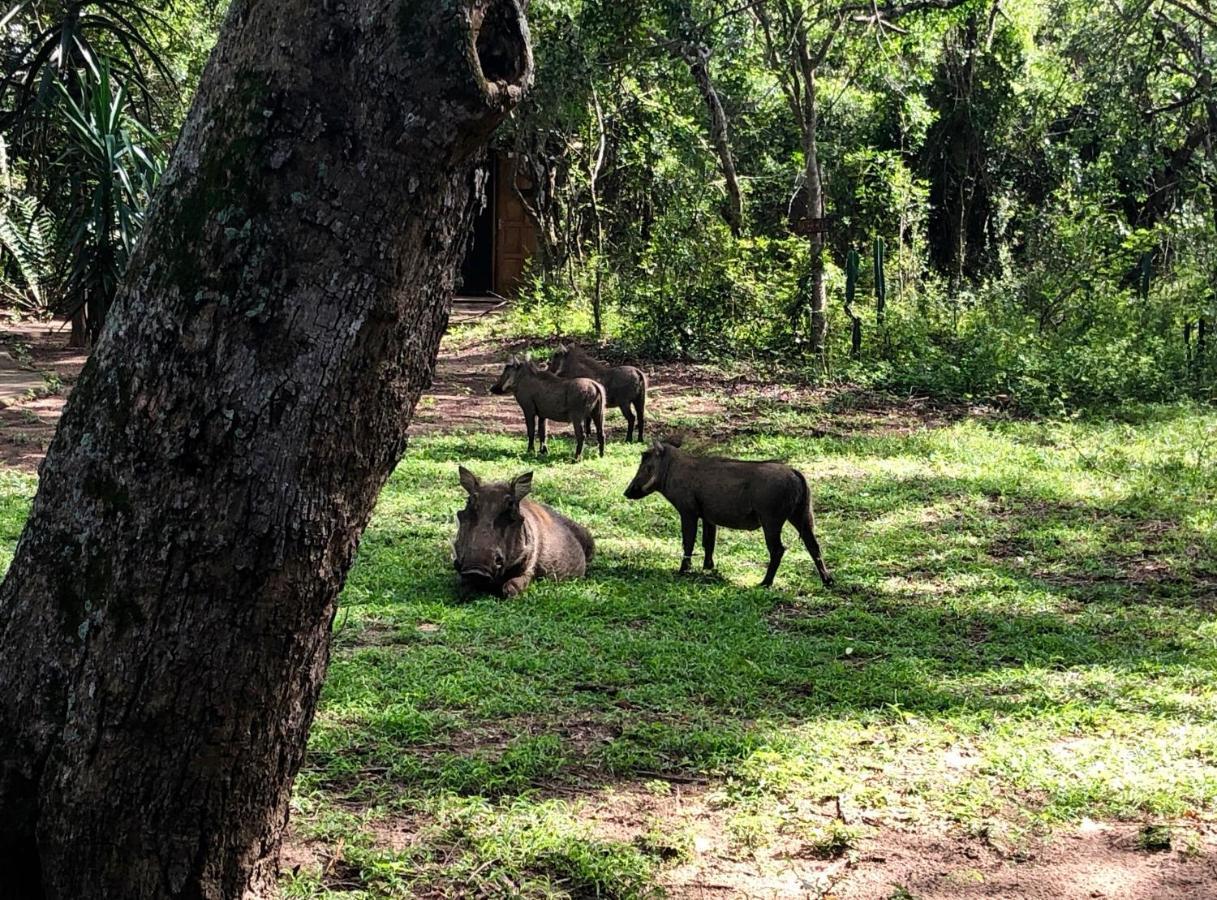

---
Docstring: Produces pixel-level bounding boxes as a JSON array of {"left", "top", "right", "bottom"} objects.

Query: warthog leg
[
  {"left": 679, "top": 511, "right": 698, "bottom": 574},
  {"left": 760, "top": 519, "right": 786, "bottom": 587},
  {"left": 502, "top": 574, "right": 532, "bottom": 598},
  {"left": 620, "top": 403, "right": 635, "bottom": 442},
  {"left": 573, "top": 418, "right": 585, "bottom": 461},
  {"left": 794, "top": 518, "right": 833, "bottom": 587},
  {"left": 702, "top": 520, "right": 717, "bottom": 570},
  {"left": 538, "top": 418, "right": 548, "bottom": 455}
]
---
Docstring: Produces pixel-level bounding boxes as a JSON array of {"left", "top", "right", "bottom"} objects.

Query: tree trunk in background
[
  {"left": 66, "top": 308, "right": 86, "bottom": 348},
  {"left": 802, "top": 63, "right": 828, "bottom": 367},
  {"left": 752, "top": 0, "right": 832, "bottom": 369},
  {"left": 0, "top": 0, "right": 530, "bottom": 896},
  {"left": 682, "top": 44, "right": 744, "bottom": 237},
  {"left": 589, "top": 88, "right": 608, "bottom": 336},
  {"left": 1204, "top": 99, "right": 1217, "bottom": 372},
  {"left": 928, "top": 11, "right": 979, "bottom": 292}
]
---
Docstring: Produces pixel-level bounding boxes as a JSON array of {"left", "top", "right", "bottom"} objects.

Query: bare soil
[
  {"left": 409, "top": 328, "right": 977, "bottom": 445},
  {"left": 0, "top": 319, "right": 86, "bottom": 471},
  {"left": 2, "top": 315, "right": 972, "bottom": 471},
  {"left": 571, "top": 786, "right": 1217, "bottom": 900},
  {"left": 282, "top": 784, "right": 1217, "bottom": 900},
  {"left": 830, "top": 822, "right": 1217, "bottom": 900}
]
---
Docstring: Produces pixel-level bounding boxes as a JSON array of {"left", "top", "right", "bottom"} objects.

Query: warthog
[
  {"left": 623, "top": 439, "right": 832, "bottom": 588},
  {"left": 549, "top": 343, "right": 648, "bottom": 442},
  {"left": 452, "top": 467, "right": 594, "bottom": 597},
  {"left": 491, "top": 354, "right": 605, "bottom": 461}
]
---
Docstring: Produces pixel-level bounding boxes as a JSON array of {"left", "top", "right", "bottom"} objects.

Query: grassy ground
[
  {"left": 283, "top": 402, "right": 1216, "bottom": 896},
  {"left": 3, "top": 391, "right": 1216, "bottom": 896}
]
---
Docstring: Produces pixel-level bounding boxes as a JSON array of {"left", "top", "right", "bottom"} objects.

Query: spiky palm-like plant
[{"left": 56, "top": 59, "right": 162, "bottom": 343}]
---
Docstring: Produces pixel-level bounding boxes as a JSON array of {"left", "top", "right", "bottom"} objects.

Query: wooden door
[{"left": 494, "top": 154, "right": 537, "bottom": 297}]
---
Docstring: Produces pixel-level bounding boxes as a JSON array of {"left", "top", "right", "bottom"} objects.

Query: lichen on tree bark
[{"left": 0, "top": 1, "right": 531, "bottom": 897}]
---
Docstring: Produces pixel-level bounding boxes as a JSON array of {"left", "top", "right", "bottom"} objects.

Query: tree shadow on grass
[{"left": 307, "top": 457, "right": 1217, "bottom": 810}]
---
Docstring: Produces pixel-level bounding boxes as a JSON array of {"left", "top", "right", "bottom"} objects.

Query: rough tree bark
[{"left": 0, "top": 0, "right": 531, "bottom": 896}]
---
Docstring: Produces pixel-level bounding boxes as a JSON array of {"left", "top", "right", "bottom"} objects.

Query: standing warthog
[
  {"left": 623, "top": 439, "right": 832, "bottom": 588},
  {"left": 452, "top": 467, "right": 595, "bottom": 597},
  {"left": 549, "top": 343, "right": 648, "bottom": 442},
  {"left": 491, "top": 354, "right": 605, "bottom": 461}
]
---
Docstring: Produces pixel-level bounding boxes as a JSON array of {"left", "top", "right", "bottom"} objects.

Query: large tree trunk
[{"left": 0, "top": 0, "right": 530, "bottom": 896}]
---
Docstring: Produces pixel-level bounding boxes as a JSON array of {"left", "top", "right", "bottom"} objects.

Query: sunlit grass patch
[{"left": 0, "top": 467, "right": 35, "bottom": 572}]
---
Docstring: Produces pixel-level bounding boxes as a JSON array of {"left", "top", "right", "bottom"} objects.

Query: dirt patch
[
  {"left": 579, "top": 784, "right": 855, "bottom": 897},
  {"left": 409, "top": 332, "right": 980, "bottom": 447},
  {"left": 282, "top": 784, "right": 1217, "bottom": 900},
  {"left": 0, "top": 319, "right": 86, "bottom": 471},
  {"left": 557, "top": 790, "right": 1217, "bottom": 899},
  {"left": 832, "top": 822, "right": 1217, "bottom": 900},
  {"left": 0, "top": 317, "right": 981, "bottom": 472}
]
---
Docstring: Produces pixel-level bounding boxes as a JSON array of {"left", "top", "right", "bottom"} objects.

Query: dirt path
[
  {"left": 1, "top": 309, "right": 975, "bottom": 471},
  {"left": 408, "top": 329, "right": 742, "bottom": 438},
  {"left": 0, "top": 319, "right": 86, "bottom": 471},
  {"left": 829, "top": 824, "right": 1216, "bottom": 900}
]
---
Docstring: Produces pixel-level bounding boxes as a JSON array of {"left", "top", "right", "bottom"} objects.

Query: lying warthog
[
  {"left": 623, "top": 439, "right": 832, "bottom": 588},
  {"left": 452, "top": 467, "right": 594, "bottom": 597},
  {"left": 549, "top": 343, "right": 648, "bottom": 442},
  {"left": 491, "top": 354, "right": 605, "bottom": 461}
]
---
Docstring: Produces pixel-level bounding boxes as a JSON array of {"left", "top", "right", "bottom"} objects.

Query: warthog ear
[
  {"left": 650, "top": 438, "right": 665, "bottom": 455},
  {"left": 557, "top": 343, "right": 568, "bottom": 352},
  {"left": 458, "top": 466, "right": 481, "bottom": 494},
  {"left": 510, "top": 471, "right": 533, "bottom": 500}
]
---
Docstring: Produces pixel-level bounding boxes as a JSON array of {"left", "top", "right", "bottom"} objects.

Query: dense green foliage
[
  {"left": 3, "top": 0, "right": 1214, "bottom": 406},
  {"left": 502, "top": 0, "right": 1217, "bottom": 410},
  {"left": 0, "top": 0, "right": 221, "bottom": 337}
]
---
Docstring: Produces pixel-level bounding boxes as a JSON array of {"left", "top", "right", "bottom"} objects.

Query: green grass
[
  {"left": 0, "top": 468, "right": 36, "bottom": 573},
  {"left": 3, "top": 403, "right": 1216, "bottom": 896}
]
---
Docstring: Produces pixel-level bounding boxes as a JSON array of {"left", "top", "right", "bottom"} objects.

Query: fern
[{"left": 0, "top": 161, "right": 64, "bottom": 315}]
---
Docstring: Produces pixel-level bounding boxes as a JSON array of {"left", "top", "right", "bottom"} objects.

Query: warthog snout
[
  {"left": 453, "top": 548, "right": 506, "bottom": 582},
  {"left": 489, "top": 357, "right": 522, "bottom": 395},
  {"left": 624, "top": 442, "right": 665, "bottom": 499},
  {"left": 623, "top": 477, "right": 649, "bottom": 499}
]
